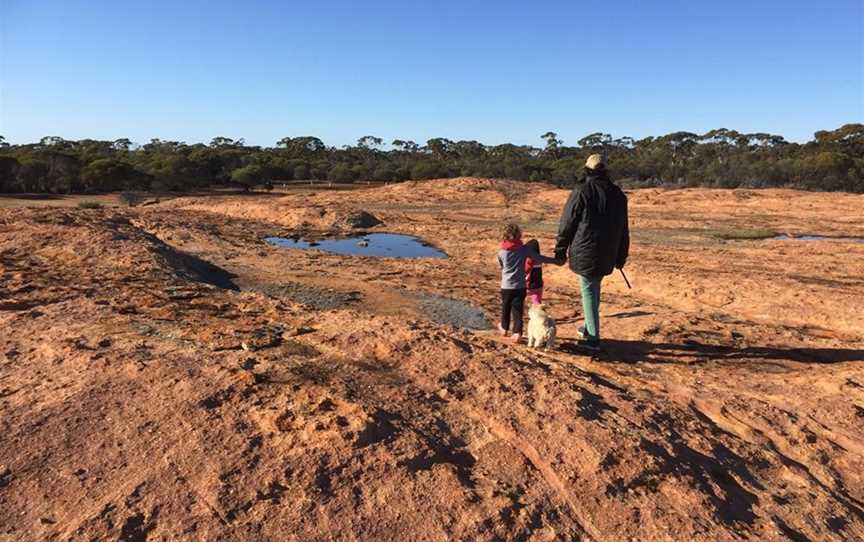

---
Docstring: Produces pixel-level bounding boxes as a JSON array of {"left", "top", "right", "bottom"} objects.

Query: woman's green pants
[{"left": 579, "top": 274, "right": 603, "bottom": 340}]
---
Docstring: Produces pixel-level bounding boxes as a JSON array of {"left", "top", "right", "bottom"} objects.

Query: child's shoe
[
  {"left": 578, "top": 325, "right": 589, "bottom": 339},
  {"left": 498, "top": 324, "right": 507, "bottom": 336},
  {"left": 510, "top": 334, "right": 522, "bottom": 344}
]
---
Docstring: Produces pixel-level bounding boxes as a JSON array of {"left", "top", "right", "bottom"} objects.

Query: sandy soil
[
  {"left": 0, "top": 183, "right": 383, "bottom": 210},
  {"left": 0, "top": 193, "right": 127, "bottom": 209},
  {"left": 1, "top": 178, "right": 863, "bottom": 541}
]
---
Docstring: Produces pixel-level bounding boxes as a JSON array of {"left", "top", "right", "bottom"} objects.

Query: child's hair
[
  {"left": 525, "top": 239, "right": 540, "bottom": 253},
  {"left": 501, "top": 223, "right": 521, "bottom": 241}
]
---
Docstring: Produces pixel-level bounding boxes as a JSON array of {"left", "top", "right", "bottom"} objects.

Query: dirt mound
[
  {"left": 156, "top": 178, "right": 554, "bottom": 235},
  {"left": 0, "top": 209, "right": 231, "bottom": 312},
  {"left": 333, "top": 210, "right": 383, "bottom": 229},
  {"left": 375, "top": 177, "right": 547, "bottom": 205}
]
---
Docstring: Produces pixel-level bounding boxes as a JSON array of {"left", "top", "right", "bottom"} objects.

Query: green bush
[
  {"left": 328, "top": 163, "right": 354, "bottom": 182},
  {"left": 411, "top": 161, "right": 441, "bottom": 180},
  {"left": 395, "top": 165, "right": 412, "bottom": 181},
  {"left": 293, "top": 163, "right": 309, "bottom": 180},
  {"left": 119, "top": 191, "right": 145, "bottom": 207},
  {"left": 372, "top": 162, "right": 397, "bottom": 181},
  {"left": 350, "top": 163, "right": 370, "bottom": 181},
  {"left": 77, "top": 201, "right": 103, "bottom": 209},
  {"left": 504, "top": 162, "right": 528, "bottom": 180},
  {"left": 16, "top": 158, "right": 50, "bottom": 192},
  {"left": 230, "top": 164, "right": 264, "bottom": 188},
  {"left": 310, "top": 161, "right": 330, "bottom": 180}
]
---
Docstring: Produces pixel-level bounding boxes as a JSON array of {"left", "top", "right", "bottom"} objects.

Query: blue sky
[{"left": 1, "top": 0, "right": 861, "bottom": 147}]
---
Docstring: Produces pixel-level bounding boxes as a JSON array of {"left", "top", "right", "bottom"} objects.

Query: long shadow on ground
[
  {"left": 167, "top": 249, "right": 239, "bottom": 290},
  {"left": 559, "top": 339, "right": 864, "bottom": 365}
]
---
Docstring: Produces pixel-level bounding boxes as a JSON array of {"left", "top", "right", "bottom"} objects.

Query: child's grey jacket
[{"left": 498, "top": 245, "right": 557, "bottom": 289}]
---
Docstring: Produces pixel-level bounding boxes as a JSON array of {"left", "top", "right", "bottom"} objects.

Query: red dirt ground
[{"left": 1, "top": 178, "right": 863, "bottom": 541}]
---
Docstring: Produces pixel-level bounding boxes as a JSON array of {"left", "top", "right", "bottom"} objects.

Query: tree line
[{"left": 0, "top": 124, "right": 862, "bottom": 194}]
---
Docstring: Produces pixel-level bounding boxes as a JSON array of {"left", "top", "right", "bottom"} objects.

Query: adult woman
[{"left": 554, "top": 154, "right": 630, "bottom": 350}]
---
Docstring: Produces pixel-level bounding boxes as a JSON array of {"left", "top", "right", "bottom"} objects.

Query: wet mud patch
[
  {"left": 413, "top": 292, "right": 492, "bottom": 330},
  {"left": 250, "top": 282, "right": 362, "bottom": 310},
  {"left": 276, "top": 339, "right": 321, "bottom": 359}
]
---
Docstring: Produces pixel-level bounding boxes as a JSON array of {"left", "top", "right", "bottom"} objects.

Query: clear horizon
[{"left": 1, "top": 0, "right": 861, "bottom": 147}]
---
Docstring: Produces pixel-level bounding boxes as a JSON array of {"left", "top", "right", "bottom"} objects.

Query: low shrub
[{"left": 119, "top": 191, "right": 145, "bottom": 207}]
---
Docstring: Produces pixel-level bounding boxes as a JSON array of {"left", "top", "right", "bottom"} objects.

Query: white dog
[{"left": 526, "top": 303, "right": 557, "bottom": 350}]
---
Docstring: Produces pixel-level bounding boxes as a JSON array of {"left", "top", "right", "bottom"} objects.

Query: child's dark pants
[{"left": 500, "top": 288, "right": 527, "bottom": 335}]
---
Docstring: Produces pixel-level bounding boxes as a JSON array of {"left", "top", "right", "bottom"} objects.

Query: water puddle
[
  {"left": 774, "top": 234, "right": 864, "bottom": 243},
  {"left": 265, "top": 233, "right": 447, "bottom": 258}
]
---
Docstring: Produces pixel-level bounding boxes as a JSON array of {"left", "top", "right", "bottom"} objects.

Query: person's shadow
[{"left": 558, "top": 338, "right": 864, "bottom": 365}]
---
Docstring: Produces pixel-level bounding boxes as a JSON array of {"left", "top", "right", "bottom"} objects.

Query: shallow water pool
[
  {"left": 265, "top": 233, "right": 448, "bottom": 258},
  {"left": 774, "top": 234, "right": 864, "bottom": 243}
]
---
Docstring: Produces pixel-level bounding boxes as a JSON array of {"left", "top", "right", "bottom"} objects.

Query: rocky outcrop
[{"left": 334, "top": 210, "right": 382, "bottom": 229}]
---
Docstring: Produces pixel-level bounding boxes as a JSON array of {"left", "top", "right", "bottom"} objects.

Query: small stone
[
  {"left": 528, "top": 526, "right": 557, "bottom": 542},
  {"left": 97, "top": 338, "right": 111, "bottom": 348},
  {"left": 282, "top": 326, "right": 315, "bottom": 338},
  {"left": 209, "top": 340, "right": 242, "bottom": 352}
]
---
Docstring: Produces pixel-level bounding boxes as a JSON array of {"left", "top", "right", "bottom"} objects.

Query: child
[
  {"left": 524, "top": 239, "right": 544, "bottom": 305},
  {"left": 497, "top": 224, "right": 559, "bottom": 343}
]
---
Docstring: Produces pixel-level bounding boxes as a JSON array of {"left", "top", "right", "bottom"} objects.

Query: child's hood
[{"left": 500, "top": 239, "right": 523, "bottom": 251}]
